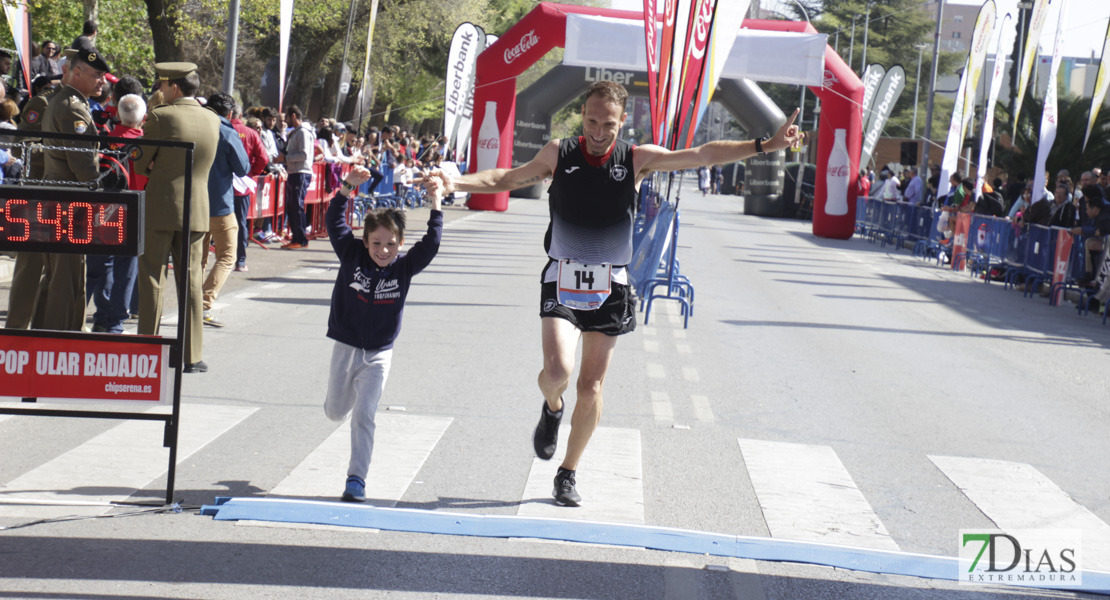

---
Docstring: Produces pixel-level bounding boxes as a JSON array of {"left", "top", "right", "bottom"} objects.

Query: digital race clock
[{"left": 0, "top": 186, "right": 143, "bottom": 256}]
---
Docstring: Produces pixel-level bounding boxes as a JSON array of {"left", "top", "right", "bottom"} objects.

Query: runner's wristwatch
[{"left": 755, "top": 137, "right": 767, "bottom": 155}]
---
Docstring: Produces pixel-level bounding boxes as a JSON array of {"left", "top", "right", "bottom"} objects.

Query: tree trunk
[
  {"left": 144, "top": 0, "right": 185, "bottom": 63},
  {"left": 83, "top": 0, "right": 98, "bottom": 24}
]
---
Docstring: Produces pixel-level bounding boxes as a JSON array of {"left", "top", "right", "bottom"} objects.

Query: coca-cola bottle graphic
[
  {"left": 476, "top": 101, "right": 500, "bottom": 172},
  {"left": 824, "top": 128, "right": 850, "bottom": 216}
]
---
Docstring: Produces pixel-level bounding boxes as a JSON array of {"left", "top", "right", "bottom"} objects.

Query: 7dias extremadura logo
[{"left": 960, "top": 530, "right": 1082, "bottom": 587}]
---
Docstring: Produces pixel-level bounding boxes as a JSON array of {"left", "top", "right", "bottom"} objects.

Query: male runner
[{"left": 433, "top": 81, "right": 804, "bottom": 506}]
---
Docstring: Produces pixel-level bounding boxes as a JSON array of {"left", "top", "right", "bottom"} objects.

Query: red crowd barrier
[{"left": 241, "top": 164, "right": 353, "bottom": 243}]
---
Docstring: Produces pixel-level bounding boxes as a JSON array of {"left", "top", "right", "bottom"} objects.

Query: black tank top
[{"left": 544, "top": 136, "right": 637, "bottom": 266}]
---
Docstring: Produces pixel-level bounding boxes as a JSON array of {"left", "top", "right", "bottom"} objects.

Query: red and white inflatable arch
[{"left": 468, "top": 2, "right": 863, "bottom": 240}]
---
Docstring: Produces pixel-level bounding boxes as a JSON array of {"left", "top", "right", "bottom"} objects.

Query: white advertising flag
[
  {"left": 976, "top": 14, "right": 1013, "bottom": 201},
  {"left": 1083, "top": 20, "right": 1110, "bottom": 152},
  {"left": 938, "top": 65, "right": 969, "bottom": 198},
  {"left": 958, "top": 1, "right": 996, "bottom": 142},
  {"left": 1032, "top": 0, "right": 1070, "bottom": 203},
  {"left": 1014, "top": 0, "right": 1050, "bottom": 137},
  {"left": 444, "top": 23, "right": 486, "bottom": 156},
  {"left": 279, "top": 0, "right": 295, "bottom": 111}
]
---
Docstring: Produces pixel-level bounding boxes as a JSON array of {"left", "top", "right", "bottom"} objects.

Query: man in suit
[
  {"left": 132, "top": 62, "right": 220, "bottom": 373},
  {"left": 32, "top": 48, "right": 108, "bottom": 331}
]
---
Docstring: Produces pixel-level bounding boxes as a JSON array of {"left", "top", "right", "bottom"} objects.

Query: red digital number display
[{"left": 0, "top": 189, "right": 142, "bottom": 256}]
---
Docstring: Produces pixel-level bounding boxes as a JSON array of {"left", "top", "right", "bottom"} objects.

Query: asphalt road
[{"left": 1, "top": 180, "right": 1108, "bottom": 599}]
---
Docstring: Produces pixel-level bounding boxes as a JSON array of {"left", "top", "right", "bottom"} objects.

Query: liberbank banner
[
  {"left": 444, "top": 23, "right": 486, "bottom": 158},
  {"left": 0, "top": 334, "right": 171, "bottom": 404},
  {"left": 859, "top": 65, "right": 905, "bottom": 170}
]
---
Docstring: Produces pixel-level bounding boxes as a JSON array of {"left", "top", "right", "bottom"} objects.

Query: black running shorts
[{"left": 539, "top": 280, "right": 638, "bottom": 336}]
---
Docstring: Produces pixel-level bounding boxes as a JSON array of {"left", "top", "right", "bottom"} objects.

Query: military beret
[
  {"left": 155, "top": 62, "right": 198, "bottom": 81},
  {"left": 73, "top": 47, "right": 110, "bottom": 73}
]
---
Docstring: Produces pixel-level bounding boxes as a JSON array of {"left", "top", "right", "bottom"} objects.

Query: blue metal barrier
[
  {"left": 912, "top": 208, "right": 946, "bottom": 260},
  {"left": 1019, "top": 225, "right": 1058, "bottom": 297},
  {"left": 642, "top": 209, "right": 694, "bottom": 328},
  {"left": 629, "top": 202, "right": 676, "bottom": 297}
]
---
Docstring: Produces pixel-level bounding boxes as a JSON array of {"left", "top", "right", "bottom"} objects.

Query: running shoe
[
  {"left": 281, "top": 242, "right": 307, "bottom": 250},
  {"left": 234, "top": 263, "right": 248, "bottom": 272},
  {"left": 342, "top": 475, "right": 366, "bottom": 502},
  {"left": 553, "top": 467, "right": 581, "bottom": 506},
  {"left": 532, "top": 398, "right": 563, "bottom": 460},
  {"left": 202, "top": 311, "right": 225, "bottom": 327}
]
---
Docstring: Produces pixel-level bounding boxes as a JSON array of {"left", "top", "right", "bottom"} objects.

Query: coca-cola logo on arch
[
  {"left": 689, "top": 0, "right": 714, "bottom": 60},
  {"left": 827, "top": 165, "right": 850, "bottom": 178},
  {"left": 478, "top": 138, "right": 499, "bottom": 150},
  {"left": 504, "top": 30, "right": 539, "bottom": 64},
  {"left": 823, "top": 69, "right": 839, "bottom": 88}
]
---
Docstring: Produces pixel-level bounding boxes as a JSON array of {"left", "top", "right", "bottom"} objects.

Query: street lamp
[
  {"left": 912, "top": 43, "right": 928, "bottom": 138},
  {"left": 790, "top": 0, "right": 811, "bottom": 212},
  {"left": 860, "top": 1, "right": 874, "bottom": 74},
  {"left": 849, "top": 16, "right": 857, "bottom": 69},
  {"left": 920, "top": 0, "right": 945, "bottom": 176}
]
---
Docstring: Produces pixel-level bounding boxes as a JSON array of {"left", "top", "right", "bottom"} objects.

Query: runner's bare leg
[{"left": 561, "top": 330, "right": 617, "bottom": 471}]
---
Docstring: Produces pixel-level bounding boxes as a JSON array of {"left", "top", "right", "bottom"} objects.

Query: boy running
[{"left": 323, "top": 165, "right": 444, "bottom": 502}]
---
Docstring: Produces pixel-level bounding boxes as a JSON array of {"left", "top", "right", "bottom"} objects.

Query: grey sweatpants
[{"left": 324, "top": 341, "right": 393, "bottom": 480}]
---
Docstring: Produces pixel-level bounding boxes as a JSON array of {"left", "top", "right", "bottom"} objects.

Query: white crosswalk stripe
[
  {"left": 268, "top": 412, "right": 452, "bottom": 506},
  {"left": 0, "top": 404, "right": 257, "bottom": 520},
  {"left": 930, "top": 455, "right": 1110, "bottom": 571},
  {"left": 519, "top": 426, "right": 643, "bottom": 524},
  {"left": 690, "top": 395, "right": 714, "bottom": 422},
  {"left": 739, "top": 438, "right": 899, "bottom": 551}
]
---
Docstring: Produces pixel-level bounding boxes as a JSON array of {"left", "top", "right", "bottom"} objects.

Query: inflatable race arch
[{"left": 466, "top": 2, "right": 863, "bottom": 240}]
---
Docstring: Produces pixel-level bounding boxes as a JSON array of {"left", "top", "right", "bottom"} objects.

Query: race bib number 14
[{"left": 557, "top": 260, "right": 612, "bottom": 310}]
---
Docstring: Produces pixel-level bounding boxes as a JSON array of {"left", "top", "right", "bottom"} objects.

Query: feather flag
[
  {"left": 1032, "top": 0, "right": 1070, "bottom": 203},
  {"left": 975, "top": 14, "right": 1013, "bottom": 201},
  {"left": 1014, "top": 0, "right": 1050, "bottom": 137},
  {"left": 1083, "top": 18, "right": 1110, "bottom": 153}
]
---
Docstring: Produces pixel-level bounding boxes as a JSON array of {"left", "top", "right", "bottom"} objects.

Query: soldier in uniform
[
  {"left": 132, "top": 63, "right": 220, "bottom": 373},
  {"left": 4, "top": 57, "right": 70, "bottom": 330},
  {"left": 21, "top": 48, "right": 108, "bottom": 331}
]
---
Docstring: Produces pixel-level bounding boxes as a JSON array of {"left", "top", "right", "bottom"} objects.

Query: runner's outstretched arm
[
  {"left": 634, "top": 108, "right": 805, "bottom": 178},
  {"left": 425, "top": 140, "right": 559, "bottom": 195}
]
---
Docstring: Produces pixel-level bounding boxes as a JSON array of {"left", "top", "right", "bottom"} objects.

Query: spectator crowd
[{"left": 2, "top": 19, "right": 462, "bottom": 372}]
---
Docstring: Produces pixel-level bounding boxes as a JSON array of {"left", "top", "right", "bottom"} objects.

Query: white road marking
[
  {"left": 646, "top": 363, "right": 665, "bottom": 379},
  {"left": 519, "top": 427, "right": 643, "bottom": 524},
  {"left": 671, "top": 330, "right": 686, "bottom": 339},
  {"left": 690, "top": 395, "right": 715, "bottom": 422},
  {"left": 676, "top": 344, "right": 691, "bottom": 354},
  {"left": 261, "top": 282, "right": 283, "bottom": 290},
  {"left": 0, "top": 415, "right": 13, "bottom": 424},
  {"left": 642, "top": 327, "right": 656, "bottom": 336},
  {"left": 0, "top": 404, "right": 257, "bottom": 519},
  {"left": 643, "top": 340, "right": 660, "bottom": 353},
  {"left": 269, "top": 413, "right": 452, "bottom": 507},
  {"left": 930, "top": 455, "right": 1110, "bottom": 571},
  {"left": 651, "top": 391, "right": 673, "bottom": 422},
  {"left": 682, "top": 367, "right": 700, "bottom": 382},
  {"left": 739, "top": 438, "right": 899, "bottom": 551}
]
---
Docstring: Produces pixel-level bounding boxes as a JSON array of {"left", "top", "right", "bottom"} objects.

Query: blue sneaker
[{"left": 341, "top": 475, "right": 366, "bottom": 502}]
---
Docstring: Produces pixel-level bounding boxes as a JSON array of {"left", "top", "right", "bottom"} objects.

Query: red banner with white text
[{"left": 0, "top": 334, "right": 170, "bottom": 403}]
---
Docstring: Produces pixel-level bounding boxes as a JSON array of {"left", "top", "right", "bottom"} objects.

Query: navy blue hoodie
[{"left": 326, "top": 193, "right": 442, "bottom": 350}]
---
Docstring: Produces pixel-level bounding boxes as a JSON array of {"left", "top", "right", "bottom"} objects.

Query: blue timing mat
[{"left": 201, "top": 497, "right": 1110, "bottom": 596}]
